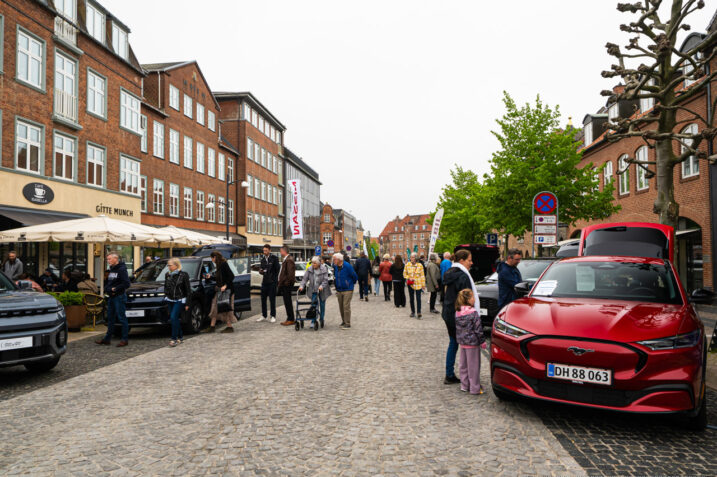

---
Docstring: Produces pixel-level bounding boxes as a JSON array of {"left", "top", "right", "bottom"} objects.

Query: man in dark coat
[
  {"left": 278, "top": 246, "right": 297, "bottom": 326},
  {"left": 354, "top": 252, "right": 372, "bottom": 301},
  {"left": 258, "top": 244, "right": 280, "bottom": 323},
  {"left": 441, "top": 249, "right": 473, "bottom": 384},
  {"left": 498, "top": 249, "right": 523, "bottom": 310},
  {"left": 96, "top": 252, "right": 131, "bottom": 347}
]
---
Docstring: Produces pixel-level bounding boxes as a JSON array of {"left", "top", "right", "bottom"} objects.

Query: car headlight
[
  {"left": 637, "top": 329, "right": 701, "bottom": 350},
  {"left": 493, "top": 318, "right": 532, "bottom": 338}
]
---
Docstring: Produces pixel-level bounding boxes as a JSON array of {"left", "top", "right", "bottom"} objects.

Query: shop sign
[
  {"left": 95, "top": 203, "right": 134, "bottom": 217},
  {"left": 22, "top": 183, "right": 54, "bottom": 205}
]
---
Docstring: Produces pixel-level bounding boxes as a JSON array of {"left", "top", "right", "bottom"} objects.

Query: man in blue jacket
[
  {"left": 354, "top": 252, "right": 372, "bottom": 302},
  {"left": 96, "top": 252, "right": 131, "bottom": 347},
  {"left": 497, "top": 249, "right": 523, "bottom": 310},
  {"left": 439, "top": 252, "right": 452, "bottom": 303},
  {"left": 332, "top": 253, "right": 358, "bottom": 329}
]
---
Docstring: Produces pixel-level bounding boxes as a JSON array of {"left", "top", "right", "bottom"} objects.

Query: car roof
[{"left": 557, "top": 255, "right": 666, "bottom": 265}]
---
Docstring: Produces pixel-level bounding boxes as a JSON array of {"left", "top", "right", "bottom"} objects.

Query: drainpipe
[
  {"left": 157, "top": 72, "right": 162, "bottom": 109},
  {"left": 707, "top": 59, "right": 716, "bottom": 291}
]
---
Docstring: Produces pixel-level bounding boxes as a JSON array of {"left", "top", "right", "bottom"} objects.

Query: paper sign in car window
[
  {"left": 576, "top": 265, "right": 595, "bottom": 292},
  {"left": 533, "top": 280, "right": 557, "bottom": 296}
]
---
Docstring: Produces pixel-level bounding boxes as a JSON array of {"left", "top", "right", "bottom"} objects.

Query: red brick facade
[
  {"left": 379, "top": 214, "right": 431, "bottom": 258},
  {"left": 320, "top": 203, "right": 342, "bottom": 255}
]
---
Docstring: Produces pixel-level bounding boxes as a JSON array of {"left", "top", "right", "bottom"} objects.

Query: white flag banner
[
  {"left": 363, "top": 239, "right": 369, "bottom": 257},
  {"left": 427, "top": 208, "right": 444, "bottom": 259},
  {"left": 289, "top": 179, "right": 303, "bottom": 239}
]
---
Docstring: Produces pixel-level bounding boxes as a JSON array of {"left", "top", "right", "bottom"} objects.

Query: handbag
[
  {"left": 216, "top": 289, "right": 232, "bottom": 313},
  {"left": 305, "top": 293, "right": 318, "bottom": 319},
  {"left": 406, "top": 279, "right": 415, "bottom": 286}
]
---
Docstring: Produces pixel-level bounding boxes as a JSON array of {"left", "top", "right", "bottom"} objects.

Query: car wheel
[
  {"left": 183, "top": 303, "right": 204, "bottom": 334},
  {"left": 492, "top": 385, "right": 514, "bottom": 402},
  {"left": 24, "top": 356, "right": 61, "bottom": 372}
]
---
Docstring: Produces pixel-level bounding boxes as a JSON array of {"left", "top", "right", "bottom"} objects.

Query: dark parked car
[
  {"left": 0, "top": 272, "right": 67, "bottom": 372},
  {"left": 453, "top": 243, "right": 501, "bottom": 282},
  {"left": 556, "top": 239, "right": 579, "bottom": 258},
  {"left": 192, "top": 244, "right": 241, "bottom": 259},
  {"left": 125, "top": 257, "right": 251, "bottom": 334},
  {"left": 476, "top": 258, "right": 556, "bottom": 327}
]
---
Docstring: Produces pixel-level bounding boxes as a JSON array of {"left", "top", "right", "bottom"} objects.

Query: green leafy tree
[{"left": 483, "top": 92, "right": 620, "bottom": 253}]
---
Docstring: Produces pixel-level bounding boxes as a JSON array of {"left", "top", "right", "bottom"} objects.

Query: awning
[
  {"left": 0, "top": 206, "right": 87, "bottom": 227},
  {"left": 676, "top": 228, "right": 701, "bottom": 237}
]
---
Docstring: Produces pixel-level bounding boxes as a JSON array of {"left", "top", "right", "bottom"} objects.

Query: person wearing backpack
[{"left": 370, "top": 256, "right": 381, "bottom": 297}]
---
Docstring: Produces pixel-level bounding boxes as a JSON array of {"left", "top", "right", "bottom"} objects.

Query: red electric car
[{"left": 490, "top": 223, "right": 708, "bottom": 429}]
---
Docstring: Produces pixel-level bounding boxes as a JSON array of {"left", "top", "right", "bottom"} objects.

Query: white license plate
[
  {"left": 0, "top": 336, "right": 33, "bottom": 351},
  {"left": 546, "top": 363, "right": 612, "bottom": 386},
  {"left": 480, "top": 308, "right": 488, "bottom": 316},
  {"left": 126, "top": 310, "right": 144, "bottom": 317}
]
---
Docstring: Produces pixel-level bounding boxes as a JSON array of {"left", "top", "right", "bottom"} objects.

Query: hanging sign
[
  {"left": 289, "top": 179, "right": 303, "bottom": 239},
  {"left": 22, "top": 182, "right": 54, "bottom": 205}
]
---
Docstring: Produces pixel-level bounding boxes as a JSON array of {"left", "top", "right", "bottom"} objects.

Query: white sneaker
[
  {"left": 270, "top": 316, "right": 276, "bottom": 323},
  {"left": 256, "top": 316, "right": 266, "bottom": 322}
]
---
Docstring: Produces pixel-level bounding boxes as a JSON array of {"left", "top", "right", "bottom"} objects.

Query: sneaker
[
  {"left": 340, "top": 324, "right": 351, "bottom": 329},
  {"left": 444, "top": 376, "right": 461, "bottom": 385},
  {"left": 269, "top": 316, "right": 276, "bottom": 323},
  {"left": 256, "top": 316, "right": 267, "bottom": 322},
  {"left": 430, "top": 309, "right": 440, "bottom": 314},
  {"left": 417, "top": 313, "right": 422, "bottom": 319},
  {"left": 410, "top": 313, "right": 416, "bottom": 318},
  {"left": 460, "top": 387, "right": 468, "bottom": 393},
  {"left": 177, "top": 339, "right": 184, "bottom": 344},
  {"left": 169, "top": 340, "right": 177, "bottom": 347},
  {"left": 220, "top": 327, "right": 234, "bottom": 333}
]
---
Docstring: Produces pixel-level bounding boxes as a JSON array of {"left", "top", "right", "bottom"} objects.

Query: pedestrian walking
[
  {"left": 2, "top": 251, "right": 23, "bottom": 281},
  {"left": 164, "top": 257, "right": 191, "bottom": 346},
  {"left": 278, "top": 246, "right": 297, "bottom": 326},
  {"left": 355, "top": 252, "right": 371, "bottom": 301},
  {"left": 497, "top": 248, "right": 523, "bottom": 310},
  {"left": 379, "top": 254, "right": 393, "bottom": 301},
  {"left": 404, "top": 253, "right": 426, "bottom": 318},
  {"left": 207, "top": 251, "right": 236, "bottom": 333},
  {"left": 298, "top": 256, "right": 331, "bottom": 325},
  {"left": 332, "top": 253, "right": 358, "bottom": 329},
  {"left": 390, "top": 255, "right": 406, "bottom": 308},
  {"left": 96, "top": 252, "right": 131, "bottom": 347},
  {"left": 371, "top": 256, "right": 381, "bottom": 297},
  {"left": 439, "top": 251, "right": 452, "bottom": 303},
  {"left": 441, "top": 249, "right": 475, "bottom": 384},
  {"left": 257, "top": 244, "right": 280, "bottom": 323},
  {"left": 455, "top": 288, "right": 487, "bottom": 394},
  {"left": 425, "top": 253, "right": 441, "bottom": 314}
]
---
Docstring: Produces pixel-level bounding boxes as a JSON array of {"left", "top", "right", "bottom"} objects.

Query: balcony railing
[
  {"left": 54, "top": 89, "right": 78, "bottom": 122},
  {"left": 54, "top": 16, "right": 77, "bottom": 46}
]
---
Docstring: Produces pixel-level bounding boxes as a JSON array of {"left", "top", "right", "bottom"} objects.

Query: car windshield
[
  {"left": 531, "top": 261, "right": 682, "bottom": 304},
  {"left": 486, "top": 260, "right": 552, "bottom": 281},
  {"left": 0, "top": 272, "right": 15, "bottom": 291},
  {"left": 134, "top": 260, "right": 201, "bottom": 283},
  {"left": 295, "top": 262, "right": 307, "bottom": 271}
]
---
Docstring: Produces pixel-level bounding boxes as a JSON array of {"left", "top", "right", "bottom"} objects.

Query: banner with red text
[
  {"left": 289, "top": 179, "right": 303, "bottom": 239},
  {"left": 427, "top": 208, "right": 444, "bottom": 259}
]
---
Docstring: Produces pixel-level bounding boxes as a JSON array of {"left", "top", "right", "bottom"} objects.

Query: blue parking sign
[{"left": 314, "top": 246, "right": 322, "bottom": 255}]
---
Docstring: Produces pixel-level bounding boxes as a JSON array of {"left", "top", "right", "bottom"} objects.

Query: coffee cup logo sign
[{"left": 22, "top": 183, "right": 54, "bottom": 205}]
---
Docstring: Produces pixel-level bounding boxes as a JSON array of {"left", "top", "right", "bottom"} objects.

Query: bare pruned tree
[{"left": 601, "top": 0, "right": 717, "bottom": 228}]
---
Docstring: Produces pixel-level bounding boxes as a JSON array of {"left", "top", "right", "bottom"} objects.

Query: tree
[
  {"left": 482, "top": 93, "right": 620, "bottom": 253},
  {"left": 601, "top": 0, "right": 717, "bottom": 228}
]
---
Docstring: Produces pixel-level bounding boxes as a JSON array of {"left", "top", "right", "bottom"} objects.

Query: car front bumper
[{"left": 0, "top": 320, "right": 67, "bottom": 368}]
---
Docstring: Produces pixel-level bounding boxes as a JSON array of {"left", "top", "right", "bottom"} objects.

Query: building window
[
  {"left": 278, "top": 161, "right": 283, "bottom": 184},
  {"left": 183, "top": 136, "right": 193, "bottom": 169},
  {"left": 119, "top": 155, "right": 139, "bottom": 195},
  {"left": 278, "top": 190, "right": 283, "bottom": 211},
  {"left": 604, "top": 161, "right": 613, "bottom": 185},
  {"left": 86, "top": 3, "right": 105, "bottom": 44},
  {"left": 273, "top": 156, "right": 277, "bottom": 174},
  {"left": 261, "top": 148, "right": 266, "bottom": 168},
  {"left": 15, "top": 120, "right": 43, "bottom": 174},
  {"left": 227, "top": 157, "right": 234, "bottom": 182},
  {"left": 247, "top": 212, "right": 253, "bottom": 233},
  {"left": 153, "top": 121, "right": 165, "bottom": 158},
  {"left": 139, "top": 115, "right": 147, "bottom": 152},
  {"left": 196, "top": 191, "right": 204, "bottom": 221},
  {"left": 681, "top": 124, "right": 699, "bottom": 178},
  {"left": 618, "top": 154, "right": 630, "bottom": 195},
  {"left": 261, "top": 216, "right": 266, "bottom": 234},
  {"left": 261, "top": 182, "right": 267, "bottom": 201},
  {"left": 207, "top": 148, "right": 215, "bottom": 177},
  {"left": 169, "top": 84, "right": 179, "bottom": 110},
  {"left": 247, "top": 138, "right": 253, "bottom": 160},
  {"left": 242, "top": 103, "right": 250, "bottom": 120},
  {"left": 111, "top": 23, "right": 128, "bottom": 60},
  {"left": 254, "top": 214, "right": 260, "bottom": 233},
  {"left": 247, "top": 175, "right": 253, "bottom": 197},
  {"left": 53, "top": 133, "right": 75, "bottom": 181},
  {"left": 254, "top": 143, "right": 260, "bottom": 164},
  {"left": 183, "top": 94, "right": 192, "bottom": 118},
  {"left": 608, "top": 103, "right": 619, "bottom": 121},
  {"left": 218, "top": 153, "right": 225, "bottom": 181},
  {"left": 218, "top": 197, "right": 225, "bottom": 224},
  {"left": 196, "top": 103, "right": 204, "bottom": 125},
  {"left": 228, "top": 199, "right": 234, "bottom": 225},
  {"left": 140, "top": 175, "right": 147, "bottom": 212},
  {"left": 208, "top": 111, "right": 216, "bottom": 131},
  {"left": 254, "top": 178, "right": 260, "bottom": 199},
  {"left": 323, "top": 232, "right": 332, "bottom": 244},
  {"left": 273, "top": 186, "right": 277, "bottom": 205},
  {"left": 207, "top": 194, "right": 216, "bottom": 222},
  {"left": 183, "top": 187, "right": 192, "bottom": 219},
  {"left": 584, "top": 122, "right": 593, "bottom": 146},
  {"left": 87, "top": 69, "right": 106, "bottom": 118},
  {"left": 636, "top": 146, "right": 649, "bottom": 190},
  {"left": 17, "top": 29, "right": 45, "bottom": 91},
  {"left": 153, "top": 179, "right": 164, "bottom": 215},
  {"left": 279, "top": 219, "right": 283, "bottom": 236},
  {"left": 86, "top": 143, "right": 104, "bottom": 187},
  {"left": 169, "top": 183, "right": 179, "bottom": 217},
  {"left": 251, "top": 109, "right": 258, "bottom": 127},
  {"left": 197, "top": 143, "right": 205, "bottom": 173},
  {"left": 169, "top": 129, "right": 179, "bottom": 164},
  {"left": 120, "top": 90, "right": 141, "bottom": 134}
]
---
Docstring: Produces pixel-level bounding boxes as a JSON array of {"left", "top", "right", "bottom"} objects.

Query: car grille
[
  {"left": 0, "top": 307, "right": 59, "bottom": 318},
  {"left": 0, "top": 345, "right": 50, "bottom": 362},
  {"left": 479, "top": 296, "right": 499, "bottom": 317},
  {"left": 535, "top": 379, "right": 640, "bottom": 407}
]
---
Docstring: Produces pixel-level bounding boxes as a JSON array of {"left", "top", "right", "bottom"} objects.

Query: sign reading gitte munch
[{"left": 22, "top": 182, "right": 54, "bottom": 205}]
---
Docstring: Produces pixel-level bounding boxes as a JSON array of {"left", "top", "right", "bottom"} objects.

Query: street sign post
[
  {"left": 314, "top": 246, "right": 322, "bottom": 256},
  {"left": 532, "top": 191, "right": 558, "bottom": 256},
  {"left": 327, "top": 240, "right": 334, "bottom": 247},
  {"left": 486, "top": 233, "right": 498, "bottom": 246}
]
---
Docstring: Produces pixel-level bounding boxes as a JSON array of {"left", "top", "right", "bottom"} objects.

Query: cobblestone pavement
[{"left": 0, "top": 295, "right": 582, "bottom": 476}]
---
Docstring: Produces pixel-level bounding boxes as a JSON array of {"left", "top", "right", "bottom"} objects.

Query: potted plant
[{"left": 49, "top": 291, "right": 86, "bottom": 330}]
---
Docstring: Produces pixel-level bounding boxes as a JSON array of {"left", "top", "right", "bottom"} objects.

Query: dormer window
[
  {"left": 112, "top": 23, "right": 128, "bottom": 60},
  {"left": 55, "top": 0, "right": 76, "bottom": 21},
  {"left": 584, "top": 122, "right": 593, "bottom": 146},
  {"left": 86, "top": 2, "right": 105, "bottom": 44},
  {"left": 640, "top": 78, "right": 655, "bottom": 113},
  {"left": 683, "top": 54, "right": 701, "bottom": 88},
  {"left": 608, "top": 103, "right": 619, "bottom": 121}
]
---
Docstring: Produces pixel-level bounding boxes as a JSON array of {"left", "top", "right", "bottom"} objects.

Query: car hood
[
  {"left": 129, "top": 282, "right": 164, "bottom": 293},
  {"left": 502, "top": 297, "right": 686, "bottom": 342},
  {"left": 0, "top": 290, "right": 59, "bottom": 311}
]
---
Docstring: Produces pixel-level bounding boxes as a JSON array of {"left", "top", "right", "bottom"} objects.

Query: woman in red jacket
[{"left": 378, "top": 254, "right": 393, "bottom": 301}]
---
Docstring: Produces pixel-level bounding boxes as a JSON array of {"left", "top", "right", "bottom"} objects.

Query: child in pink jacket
[{"left": 454, "top": 289, "right": 487, "bottom": 394}]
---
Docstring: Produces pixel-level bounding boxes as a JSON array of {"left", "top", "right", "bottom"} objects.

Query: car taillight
[{"left": 637, "top": 329, "right": 701, "bottom": 350}]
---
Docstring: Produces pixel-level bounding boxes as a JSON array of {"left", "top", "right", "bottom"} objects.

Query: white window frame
[
  {"left": 120, "top": 89, "right": 142, "bottom": 135},
  {"left": 169, "top": 84, "right": 180, "bottom": 110},
  {"left": 183, "top": 187, "right": 192, "bottom": 219},
  {"left": 140, "top": 175, "right": 147, "bottom": 212},
  {"left": 208, "top": 111, "right": 216, "bottom": 131},
  {"left": 15, "top": 119, "right": 44, "bottom": 175},
  {"left": 254, "top": 143, "right": 260, "bottom": 164},
  {"left": 636, "top": 146, "right": 649, "bottom": 191},
  {"left": 247, "top": 174, "right": 253, "bottom": 197},
  {"left": 53, "top": 132, "right": 75, "bottom": 181},
  {"left": 254, "top": 214, "right": 260, "bottom": 233},
  {"left": 169, "top": 129, "right": 179, "bottom": 164},
  {"left": 196, "top": 103, "right": 205, "bottom": 125},
  {"left": 119, "top": 155, "right": 140, "bottom": 196},
  {"left": 228, "top": 199, "right": 234, "bottom": 226},
  {"left": 218, "top": 196, "right": 225, "bottom": 224},
  {"left": 16, "top": 28, "right": 45, "bottom": 91},
  {"left": 85, "top": 2, "right": 105, "bottom": 44},
  {"left": 197, "top": 142, "right": 205, "bottom": 174},
  {"left": 218, "top": 153, "right": 225, "bottom": 181},
  {"left": 183, "top": 94, "right": 192, "bottom": 118},
  {"left": 196, "top": 191, "right": 205, "bottom": 221},
  {"left": 183, "top": 136, "right": 193, "bottom": 169},
  {"left": 584, "top": 122, "right": 593, "bottom": 146},
  {"left": 604, "top": 161, "right": 613, "bottom": 186},
  {"left": 153, "top": 121, "right": 165, "bottom": 158},
  {"left": 681, "top": 124, "right": 699, "bottom": 178},
  {"left": 139, "top": 115, "right": 147, "bottom": 153},
  {"left": 111, "top": 23, "right": 128, "bottom": 60},
  {"left": 207, "top": 148, "right": 215, "bottom": 177},
  {"left": 207, "top": 194, "right": 216, "bottom": 222},
  {"left": 247, "top": 138, "right": 253, "bottom": 160},
  {"left": 86, "top": 142, "right": 105, "bottom": 188},
  {"left": 608, "top": 103, "right": 619, "bottom": 121},
  {"left": 247, "top": 212, "right": 253, "bottom": 233},
  {"left": 169, "top": 183, "right": 179, "bottom": 217},
  {"left": 153, "top": 179, "right": 164, "bottom": 215},
  {"left": 227, "top": 157, "right": 234, "bottom": 182},
  {"left": 86, "top": 68, "right": 106, "bottom": 119},
  {"left": 618, "top": 154, "right": 630, "bottom": 195}
]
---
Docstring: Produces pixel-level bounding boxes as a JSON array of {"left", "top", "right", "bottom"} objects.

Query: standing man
[
  {"left": 439, "top": 252, "right": 452, "bottom": 303},
  {"left": 354, "top": 252, "right": 371, "bottom": 302},
  {"left": 96, "top": 252, "right": 131, "bottom": 347},
  {"left": 332, "top": 253, "right": 358, "bottom": 329},
  {"left": 257, "top": 244, "right": 280, "bottom": 323},
  {"left": 497, "top": 248, "right": 523, "bottom": 310},
  {"left": 278, "top": 246, "right": 297, "bottom": 326},
  {"left": 2, "top": 251, "right": 23, "bottom": 281},
  {"left": 441, "top": 249, "right": 474, "bottom": 384},
  {"left": 425, "top": 254, "right": 441, "bottom": 314}
]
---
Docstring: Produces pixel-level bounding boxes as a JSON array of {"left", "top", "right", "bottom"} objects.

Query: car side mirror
[
  {"left": 16, "top": 280, "right": 34, "bottom": 290},
  {"left": 689, "top": 288, "right": 715, "bottom": 304},
  {"left": 514, "top": 281, "right": 532, "bottom": 298}
]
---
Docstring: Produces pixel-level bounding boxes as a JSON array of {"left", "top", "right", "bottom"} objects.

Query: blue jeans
[
  {"left": 373, "top": 277, "right": 380, "bottom": 295},
  {"left": 408, "top": 287, "right": 422, "bottom": 314},
  {"left": 446, "top": 335, "right": 459, "bottom": 378},
  {"left": 168, "top": 301, "right": 185, "bottom": 341},
  {"left": 312, "top": 293, "right": 326, "bottom": 322},
  {"left": 104, "top": 294, "right": 129, "bottom": 342}
]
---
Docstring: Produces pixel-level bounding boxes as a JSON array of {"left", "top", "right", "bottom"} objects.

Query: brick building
[
  {"left": 320, "top": 203, "right": 341, "bottom": 257},
  {"left": 214, "top": 92, "right": 285, "bottom": 257},
  {"left": 0, "top": 0, "right": 145, "bottom": 276},
  {"left": 379, "top": 214, "right": 431, "bottom": 258},
  {"left": 138, "top": 61, "right": 241, "bottom": 247}
]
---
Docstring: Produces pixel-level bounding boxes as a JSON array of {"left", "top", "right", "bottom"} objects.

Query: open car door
[
  {"left": 227, "top": 258, "right": 252, "bottom": 315},
  {"left": 579, "top": 222, "right": 674, "bottom": 262}
]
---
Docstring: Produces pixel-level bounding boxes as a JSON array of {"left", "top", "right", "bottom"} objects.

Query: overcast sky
[{"left": 104, "top": 0, "right": 714, "bottom": 237}]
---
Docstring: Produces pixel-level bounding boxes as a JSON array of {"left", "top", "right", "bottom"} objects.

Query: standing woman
[
  {"left": 371, "top": 256, "right": 382, "bottom": 297},
  {"left": 390, "top": 255, "right": 406, "bottom": 308},
  {"left": 404, "top": 253, "right": 426, "bottom": 318},
  {"left": 379, "top": 254, "right": 393, "bottom": 301},
  {"left": 298, "top": 256, "right": 332, "bottom": 326},
  {"left": 164, "top": 258, "right": 191, "bottom": 347},
  {"left": 207, "top": 251, "right": 236, "bottom": 333},
  {"left": 425, "top": 253, "right": 441, "bottom": 314}
]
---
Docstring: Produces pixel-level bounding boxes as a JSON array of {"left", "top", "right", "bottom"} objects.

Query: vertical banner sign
[
  {"left": 363, "top": 240, "right": 369, "bottom": 257},
  {"left": 427, "top": 208, "right": 444, "bottom": 259},
  {"left": 289, "top": 179, "right": 303, "bottom": 239}
]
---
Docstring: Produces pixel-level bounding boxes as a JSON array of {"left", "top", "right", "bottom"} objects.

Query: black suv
[
  {"left": 0, "top": 272, "right": 67, "bottom": 372},
  {"left": 126, "top": 257, "right": 251, "bottom": 334},
  {"left": 453, "top": 244, "right": 501, "bottom": 282}
]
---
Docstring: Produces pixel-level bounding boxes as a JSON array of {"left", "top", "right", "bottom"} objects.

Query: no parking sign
[{"left": 532, "top": 191, "right": 558, "bottom": 248}]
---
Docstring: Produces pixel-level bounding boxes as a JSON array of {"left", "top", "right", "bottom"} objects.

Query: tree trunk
[{"left": 653, "top": 139, "right": 679, "bottom": 231}]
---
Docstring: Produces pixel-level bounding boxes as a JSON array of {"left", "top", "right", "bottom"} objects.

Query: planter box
[{"left": 64, "top": 305, "right": 86, "bottom": 330}]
